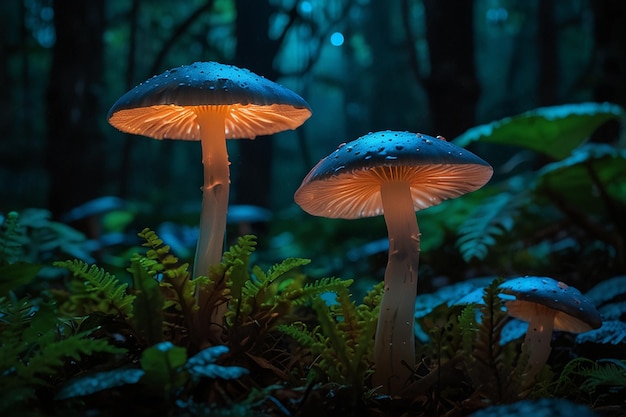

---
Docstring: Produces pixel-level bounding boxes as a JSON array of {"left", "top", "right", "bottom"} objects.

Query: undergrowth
[{"left": 1, "top": 212, "right": 624, "bottom": 416}]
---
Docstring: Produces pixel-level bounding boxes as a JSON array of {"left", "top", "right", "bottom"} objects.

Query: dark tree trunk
[
  {"left": 233, "top": 0, "right": 279, "bottom": 211},
  {"left": 537, "top": 0, "right": 557, "bottom": 105},
  {"left": 423, "top": 0, "right": 479, "bottom": 138},
  {"left": 590, "top": 0, "right": 626, "bottom": 147},
  {"left": 591, "top": 0, "right": 626, "bottom": 107},
  {"left": 117, "top": 0, "right": 141, "bottom": 199},
  {"left": 46, "top": 0, "right": 106, "bottom": 234}
]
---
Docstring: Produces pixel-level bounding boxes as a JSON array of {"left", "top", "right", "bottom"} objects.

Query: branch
[{"left": 150, "top": 0, "right": 216, "bottom": 75}]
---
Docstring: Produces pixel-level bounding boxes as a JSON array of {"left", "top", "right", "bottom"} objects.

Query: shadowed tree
[
  {"left": 422, "top": 0, "right": 479, "bottom": 138},
  {"left": 45, "top": 0, "right": 106, "bottom": 237},
  {"left": 233, "top": 0, "right": 282, "bottom": 213}
]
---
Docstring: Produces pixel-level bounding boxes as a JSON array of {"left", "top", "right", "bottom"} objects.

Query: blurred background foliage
[{"left": 1, "top": 0, "right": 625, "bottom": 298}]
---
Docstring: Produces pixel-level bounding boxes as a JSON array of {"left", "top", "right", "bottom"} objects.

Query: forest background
[{"left": 1, "top": 0, "right": 625, "bottom": 292}]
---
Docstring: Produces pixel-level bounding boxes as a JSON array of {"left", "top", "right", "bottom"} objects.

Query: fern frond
[
  {"left": 279, "top": 280, "right": 375, "bottom": 401},
  {"left": 0, "top": 211, "right": 25, "bottom": 264},
  {"left": 0, "top": 298, "right": 125, "bottom": 391},
  {"left": 277, "top": 321, "right": 321, "bottom": 351},
  {"left": 54, "top": 259, "right": 135, "bottom": 318},
  {"left": 283, "top": 276, "right": 353, "bottom": 306},
  {"left": 205, "top": 235, "right": 257, "bottom": 319},
  {"left": 135, "top": 228, "right": 203, "bottom": 313},
  {"left": 458, "top": 303, "right": 478, "bottom": 355},
  {"left": 578, "top": 359, "right": 626, "bottom": 392},
  {"left": 15, "top": 331, "right": 125, "bottom": 380},
  {"left": 456, "top": 192, "right": 525, "bottom": 261},
  {"left": 462, "top": 278, "right": 520, "bottom": 402}
]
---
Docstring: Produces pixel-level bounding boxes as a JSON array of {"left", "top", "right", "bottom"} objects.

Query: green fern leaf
[
  {"left": 135, "top": 228, "right": 204, "bottom": 321},
  {"left": 17, "top": 332, "right": 124, "bottom": 380},
  {"left": 0, "top": 211, "right": 25, "bottom": 264},
  {"left": 282, "top": 276, "right": 353, "bottom": 306},
  {"left": 277, "top": 322, "right": 320, "bottom": 348},
  {"left": 458, "top": 303, "right": 478, "bottom": 355},
  {"left": 462, "top": 278, "right": 519, "bottom": 402},
  {"left": 128, "top": 260, "right": 164, "bottom": 345},
  {"left": 456, "top": 192, "right": 524, "bottom": 261},
  {"left": 53, "top": 259, "right": 135, "bottom": 318}
]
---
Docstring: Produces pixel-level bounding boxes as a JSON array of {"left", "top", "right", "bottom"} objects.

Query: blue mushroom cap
[
  {"left": 295, "top": 131, "right": 493, "bottom": 219},
  {"left": 107, "top": 61, "right": 311, "bottom": 140},
  {"left": 499, "top": 276, "right": 602, "bottom": 332}
]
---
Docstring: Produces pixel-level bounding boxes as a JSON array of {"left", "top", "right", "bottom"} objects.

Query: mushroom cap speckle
[
  {"left": 499, "top": 276, "right": 602, "bottom": 333},
  {"left": 107, "top": 61, "right": 311, "bottom": 140},
  {"left": 294, "top": 131, "right": 493, "bottom": 219}
]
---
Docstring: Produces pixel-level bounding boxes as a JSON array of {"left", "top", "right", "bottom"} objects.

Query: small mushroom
[
  {"left": 499, "top": 276, "right": 602, "bottom": 380},
  {"left": 294, "top": 131, "right": 493, "bottom": 394},
  {"left": 108, "top": 62, "right": 311, "bottom": 337}
]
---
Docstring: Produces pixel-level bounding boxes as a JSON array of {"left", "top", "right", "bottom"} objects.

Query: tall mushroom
[
  {"left": 294, "top": 131, "right": 493, "bottom": 394},
  {"left": 107, "top": 62, "right": 311, "bottom": 336},
  {"left": 499, "top": 276, "right": 602, "bottom": 381}
]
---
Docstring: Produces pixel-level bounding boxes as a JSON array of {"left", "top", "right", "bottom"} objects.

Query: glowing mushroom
[
  {"left": 294, "top": 131, "right": 493, "bottom": 394},
  {"left": 107, "top": 61, "right": 311, "bottom": 281},
  {"left": 499, "top": 276, "right": 602, "bottom": 381}
]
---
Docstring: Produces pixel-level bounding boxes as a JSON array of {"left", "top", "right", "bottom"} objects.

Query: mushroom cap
[
  {"left": 499, "top": 276, "right": 603, "bottom": 333},
  {"left": 107, "top": 61, "right": 311, "bottom": 140},
  {"left": 294, "top": 131, "right": 493, "bottom": 219}
]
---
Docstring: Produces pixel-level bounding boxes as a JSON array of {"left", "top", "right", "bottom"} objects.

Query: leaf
[
  {"left": 584, "top": 275, "right": 626, "bottom": 307},
  {"left": 575, "top": 320, "right": 626, "bottom": 346},
  {"left": 140, "top": 341, "right": 187, "bottom": 394},
  {"left": 55, "top": 368, "right": 144, "bottom": 400},
  {"left": 453, "top": 102, "right": 624, "bottom": 160},
  {"left": 0, "top": 262, "right": 42, "bottom": 296},
  {"left": 456, "top": 192, "right": 525, "bottom": 261},
  {"left": 53, "top": 259, "right": 136, "bottom": 318},
  {"left": 186, "top": 345, "right": 249, "bottom": 380},
  {"left": 536, "top": 143, "right": 626, "bottom": 210},
  {"left": 128, "top": 260, "right": 164, "bottom": 345}
]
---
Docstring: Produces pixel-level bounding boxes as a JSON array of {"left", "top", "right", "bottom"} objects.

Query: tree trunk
[
  {"left": 46, "top": 0, "right": 106, "bottom": 235},
  {"left": 538, "top": 0, "right": 557, "bottom": 106},
  {"left": 233, "top": 0, "right": 280, "bottom": 214},
  {"left": 423, "top": 0, "right": 479, "bottom": 138}
]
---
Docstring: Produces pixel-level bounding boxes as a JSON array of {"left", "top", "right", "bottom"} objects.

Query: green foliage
[
  {"left": 420, "top": 302, "right": 464, "bottom": 364},
  {"left": 53, "top": 259, "right": 136, "bottom": 317},
  {"left": 451, "top": 103, "right": 626, "bottom": 275},
  {"left": 128, "top": 259, "right": 165, "bottom": 345},
  {"left": 225, "top": 241, "right": 310, "bottom": 328},
  {"left": 56, "top": 342, "right": 248, "bottom": 411},
  {"left": 132, "top": 227, "right": 207, "bottom": 346},
  {"left": 454, "top": 102, "right": 624, "bottom": 160},
  {"left": 278, "top": 280, "right": 380, "bottom": 401},
  {"left": 0, "top": 211, "right": 24, "bottom": 264},
  {"left": 458, "top": 278, "right": 524, "bottom": 404},
  {"left": 0, "top": 295, "right": 125, "bottom": 415},
  {"left": 549, "top": 358, "right": 626, "bottom": 405},
  {"left": 456, "top": 192, "right": 525, "bottom": 262},
  {"left": 0, "top": 212, "right": 42, "bottom": 295},
  {"left": 0, "top": 209, "right": 92, "bottom": 269}
]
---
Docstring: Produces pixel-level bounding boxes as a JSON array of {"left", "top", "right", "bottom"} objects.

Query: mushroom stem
[
  {"left": 192, "top": 106, "right": 231, "bottom": 343},
  {"left": 194, "top": 105, "right": 231, "bottom": 278},
  {"left": 521, "top": 303, "right": 556, "bottom": 381},
  {"left": 373, "top": 180, "right": 420, "bottom": 394}
]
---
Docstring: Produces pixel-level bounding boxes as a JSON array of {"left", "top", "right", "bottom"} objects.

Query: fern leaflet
[
  {"left": 54, "top": 259, "right": 135, "bottom": 318},
  {"left": 456, "top": 192, "right": 524, "bottom": 261}
]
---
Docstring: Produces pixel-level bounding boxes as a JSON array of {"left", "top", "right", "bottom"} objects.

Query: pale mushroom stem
[
  {"left": 192, "top": 106, "right": 231, "bottom": 341},
  {"left": 373, "top": 180, "right": 420, "bottom": 394},
  {"left": 522, "top": 303, "right": 556, "bottom": 381}
]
